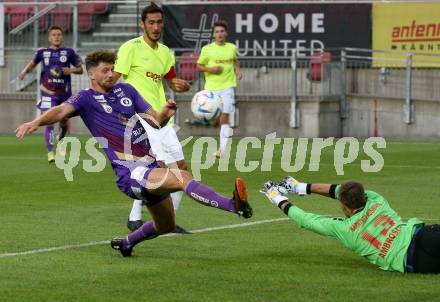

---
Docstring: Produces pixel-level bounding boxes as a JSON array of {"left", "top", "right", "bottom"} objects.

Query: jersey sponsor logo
[
  {"left": 49, "top": 67, "right": 61, "bottom": 78},
  {"left": 132, "top": 127, "right": 144, "bottom": 137},
  {"left": 215, "top": 59, "right": 234, "bottom": 64},
  {"left": 93, "top": 95, "right": 106, "bottom": 103},
  {"left": 49, "top": 78, "right": 65, "bottom": 84},
  {"left": 120, "top": 97, "right": 132, "bottom": 107},
  {"left": 59, "top": 55, "right": 67, "bottom": 63},
  {"left": 145, "top": 71, "right": 162, "bottom": 83}
]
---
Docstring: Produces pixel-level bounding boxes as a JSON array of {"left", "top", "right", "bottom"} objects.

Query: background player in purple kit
[
  {"left": 18, "top": 25, "right": 83, "bottom": 163},
  {"left": 15, "top": 50, "right": 252, "bottom": 257}
]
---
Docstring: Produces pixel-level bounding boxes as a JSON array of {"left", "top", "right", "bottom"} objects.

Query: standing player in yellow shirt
[
  {"left": 113, "top": 2, "right": 191, "bottom": 233},
  {"left": 196, "top": 21, "right": 242, "bottom": 158}
]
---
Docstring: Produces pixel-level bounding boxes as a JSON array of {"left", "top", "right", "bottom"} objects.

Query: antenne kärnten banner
[{"left": 373, "top": 3, "right": 440, "bottom": 67}]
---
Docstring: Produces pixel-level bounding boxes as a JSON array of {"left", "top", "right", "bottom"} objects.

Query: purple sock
[
  {"left": 58, "top": 123, "right": 68, "bottom": 141},
  {"left": 125, "top": 220, "right": 158, "bottom": 247},
  {"left": 44, "top": 126, "right": 54, "bottom": 152},
  {"left": 184, "top": 179, "right": 235, "bottom": 213}
]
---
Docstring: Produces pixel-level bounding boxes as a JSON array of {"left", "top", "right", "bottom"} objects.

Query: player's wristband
[
  {"left": 329, "top": 184, "right": 338, "bottom": 199},
  {"left": 272, "top": 194, "right": 288, "bottom": 206},
  {"left": 296, "top": 182, "right": 309, "bottom": 195},
  {"left": 278, "top": 200, "right": 292, "bottom": 215}
]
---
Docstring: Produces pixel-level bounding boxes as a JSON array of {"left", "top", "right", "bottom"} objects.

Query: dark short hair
[
  {"left": 85, "top": 50, "right": 117, "bottom": 71},
  {"left": 339, "top": 181, "right": 367, "bottom": 209},
  {"left": 141, "top": 2, "right": 163, "bottom": 22},
  {"left": 48, "top": 25, "right": 63, "bottom": 34},
  {"left": 213, "top": 20, "right": 228, "bottom": 32}
]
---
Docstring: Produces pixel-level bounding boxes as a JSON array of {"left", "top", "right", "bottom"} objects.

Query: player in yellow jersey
[
  {"left": 196, "top": 20, "right": 242, "bottom": 158},
  {"left": 112, "top": 2, "right": 191, "bottom": 233}
]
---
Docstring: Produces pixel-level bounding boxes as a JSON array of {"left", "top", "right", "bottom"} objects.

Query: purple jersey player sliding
[
  {"left": 18, "top": 25, "right": 83, "bottom": 163},
  {"left": 16, "top": 50, "right": 253, "bottom": 257}
]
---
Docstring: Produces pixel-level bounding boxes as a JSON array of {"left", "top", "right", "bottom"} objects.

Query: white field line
[
  {"left": 0, "top": 218, "right": 288, "bottom": 258},
  {"left": 1, "top": 216, "right": 439, "bottom": 259}
]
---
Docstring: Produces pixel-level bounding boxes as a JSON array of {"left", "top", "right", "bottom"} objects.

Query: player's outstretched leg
[
  {"left": 182, "top": 177, "right": 252, "bottom": 218},
  {"left": 111, "top": 221, "right": 158, "bottom": 257},
  {"left": 111, "top": 196, "right": 175, "bottom": 257},
  {"left": 141, "top": 168, "right": 253, "bottom": 218},
  {"left": 144, "top": 168, "right": 253, "bottom": 218},
  {"left": 110, "top": 167, "right": 252, "bottom": 257},
  {"left": 126, "top": 195, "right": 190, "bottom": 234}
]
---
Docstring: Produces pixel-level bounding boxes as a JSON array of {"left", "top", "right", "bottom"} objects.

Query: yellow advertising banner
[{"left": 373, "top": 3, "right": 440, "bottom": 67}]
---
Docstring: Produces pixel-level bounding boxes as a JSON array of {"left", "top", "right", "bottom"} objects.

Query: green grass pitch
[{"left": 1, "top": 134, "right": 440, "bottom": 301}]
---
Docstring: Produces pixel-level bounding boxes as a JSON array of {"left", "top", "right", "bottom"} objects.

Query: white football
[{"left": 191, "top": 90, "right": 223, "bottom": 122}]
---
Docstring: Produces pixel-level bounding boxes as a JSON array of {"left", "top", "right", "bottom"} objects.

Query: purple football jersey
[
  {"left": 66, "top": 83, "right": 159, "bottom": 183},
  {"left": 33, "top": 47, "right": 82, "bottom": 97}
]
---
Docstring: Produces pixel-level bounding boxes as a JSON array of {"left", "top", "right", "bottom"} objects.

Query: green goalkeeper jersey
[{"left": 287, "top": 185, "right": 423, "bottom": 272}]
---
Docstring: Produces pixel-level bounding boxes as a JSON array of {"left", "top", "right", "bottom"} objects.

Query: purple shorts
[
  {"left": 36, "top": 91, "right": 70, "bottom": 111},
  {"left": 115, "top": 164, "right": 170, "bottom": 206}
]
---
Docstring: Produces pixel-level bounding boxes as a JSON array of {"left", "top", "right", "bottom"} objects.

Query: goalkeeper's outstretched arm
[
  {"left": 280, "top": 177, "right": 339, "bottom": 200},
  {"left": 261, "top": 181, "right": 341, "bottom": 237},
  {"left": 309, "top": 183, "right": 338, "bottom": 199}
]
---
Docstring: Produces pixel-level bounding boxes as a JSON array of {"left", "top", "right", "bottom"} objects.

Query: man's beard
[
  {"left": 146, "top": 30, "right": 161, "bottom": 42},
  {"left": 100, "top": 81, "right": 113, "bottom": 91}
]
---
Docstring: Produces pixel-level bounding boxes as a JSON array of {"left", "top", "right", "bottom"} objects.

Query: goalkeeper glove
[
  {"left": 260, "top": 181, "right": 289, "bottom": 207},
  {"left": 278, "top": 176, "right": 308, "bottom": 196}
]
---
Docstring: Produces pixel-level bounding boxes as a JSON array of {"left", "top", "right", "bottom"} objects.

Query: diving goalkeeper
[{"left": 261, "top": 177, "right": 440, "bottom": 273}]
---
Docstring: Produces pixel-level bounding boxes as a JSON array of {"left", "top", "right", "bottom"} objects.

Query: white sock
[
  {"left": 219, "top": 124, "right": 232, "bottom": 153},
  {"left": 171, "top": 191, "right": 184, "bottom": 212},
  {"left": 129, "top": 199, "right": 143, "bottom": 221}
]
